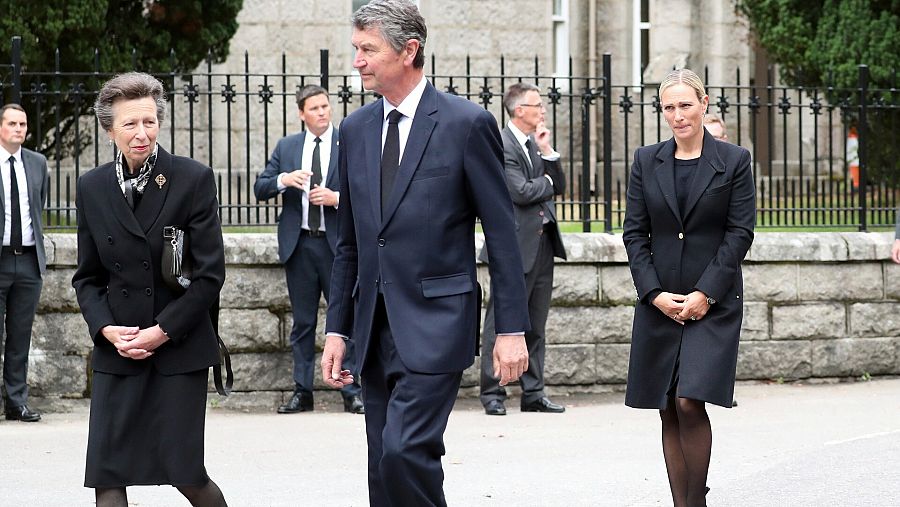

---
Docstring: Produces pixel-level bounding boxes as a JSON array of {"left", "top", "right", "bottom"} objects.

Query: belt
[
  {"left": 301, "top": 229, "right": 326, "bottom": 237},
  {"left": 1, "top": 245, "right": 35, "bottom": 256}
]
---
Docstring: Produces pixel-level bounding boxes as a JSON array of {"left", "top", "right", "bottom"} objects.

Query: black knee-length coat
[{"left": 623, "top": 130, "right": 755, "bottom": 409}]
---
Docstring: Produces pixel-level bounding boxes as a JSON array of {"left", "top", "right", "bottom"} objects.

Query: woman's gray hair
[
  {"left": 351, "top": 0, "right": 427, "bottom": 69},
  {"left": 94, "top": 72, "right": 168, "bottom": 131}
]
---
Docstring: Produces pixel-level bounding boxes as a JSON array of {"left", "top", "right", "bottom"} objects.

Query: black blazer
[
  {"left": 622, "top": 130, "right": 755, "bottom": 409},
  {"left": 254, "top": 128, "right": 341, "bottom": 259},
  {"left": 72, "top": 147, "right": 226, "bottom": 376},
  {"left": 479, "top": 126, "right": 567, "bottom": 272},
  {"left": 326, "top": 82, "right": 530, "bottom": 374},
  {"left": 0, "top": 148, "right": 49, "bottom": 273}
]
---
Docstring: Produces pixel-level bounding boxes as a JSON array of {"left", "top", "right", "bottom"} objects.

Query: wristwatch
[{"left": 706, "top": 296, "right": 716, "bottom": 305}]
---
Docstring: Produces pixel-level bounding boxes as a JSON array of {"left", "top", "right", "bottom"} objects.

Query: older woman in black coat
[
  {"left": 623, "top": 69, "right": 755, "bottom": 507},
  {"left": 72, "top": 72, "right": 227, "bottom": 506}
]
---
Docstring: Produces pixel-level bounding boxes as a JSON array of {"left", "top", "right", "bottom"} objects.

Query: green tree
[
  {"left": 737, "top": 0, "right": 900, "bottom": 182},
  {"left": 1, "top": 0, "right": 243, "bottom": 154}
]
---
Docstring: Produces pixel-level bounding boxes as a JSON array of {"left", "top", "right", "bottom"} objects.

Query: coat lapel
[
  {"left": 682, "top": 130, "right": 726, "bottom": 220},
  {"left": 364, "top": 102, "right": 385, "bottom": 226},
  {"left": 105, "top": 163, "right": 144, "bottom": 238},
  {"left": 381, "top": 83, "right": 438, "bottom": 230},
  {"left": 133, "top": 146, "right": 172, "bottom": 233},
  {"left": 653, "top": 138, "right": 681, "bottom": 226}
]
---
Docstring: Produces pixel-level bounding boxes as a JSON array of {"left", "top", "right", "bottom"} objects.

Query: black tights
[
  {"left": 95, "top": 479, "right": 227, "bottom": 507},
  {"left": 660, "top": 396, "right": 711, "bottom": 507}
]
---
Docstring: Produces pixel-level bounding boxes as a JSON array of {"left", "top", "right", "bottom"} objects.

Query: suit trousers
[
  {"left": 284, "top": 233, "right": 361, "bottom": 397},
  {"left": 480, "top": 227, "right": 555, "bottom": 406},
  {"left": 362, "top": 296, "right": 462, "bottom": 507},
  {"left": 0, "top": 249, "right": 42, "bottom": 407}
]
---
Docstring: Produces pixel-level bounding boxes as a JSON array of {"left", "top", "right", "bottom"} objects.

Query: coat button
[
  {"left": 539, "top": 210, "right": 544, "bottom": 216},
  {"left": 146, "top": 288, "right": 152, "bottom": 296},
  {"left": 142, "top": 261, "right": 150, "bottom": 270},
  {"left": 107, "top": 236, "right": 114, "bottom": 245},
  {"left": 538, "top": 228, "right": 544, "bottom": 236},
  {"left": 378, "top": 238, "right": 386, "bottom": 247},
  {"left": 678, "top": 232, "right": 684, "bottom": 240},
  {"left": 121, "top": 289, "right": 129, "bottom": 297},
  {"left": 114, "top": 262, "right": 122, "bottom": 271}
]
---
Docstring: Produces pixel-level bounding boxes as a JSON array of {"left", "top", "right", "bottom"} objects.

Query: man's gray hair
[
  {"left": 503, "top": 82, "right": 541, "bottom": 116},
  {"left": 94, "top": 72, "right": 167, "bottom": 131},
  {"left": 352, "top": 0, "right": 427, "bottom": 69}
]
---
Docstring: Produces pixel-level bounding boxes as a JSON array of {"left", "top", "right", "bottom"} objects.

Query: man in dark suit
[
  {"left": 479, "top": 83, "right": 568, "bottom": 416},
  {"left": 0, "top": 104, "right": 48, "bottom": 423},
  {"left": 254, "top": 85, "right": 363, "bottom": 414},
  {"left": 320, "top": 1, "right": 530, "bottom": 505}
]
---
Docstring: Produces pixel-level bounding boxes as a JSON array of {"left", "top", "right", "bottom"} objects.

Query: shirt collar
[
  {"left": 383, "top": 75, "right": 428, "bottom": 122},
  {"left": 0, "top": 145, "right": 22, "bottom": 164},
  {"left": 306, "top": 123, "right": 334, "bottom": 144},
  {"left": 506, "top": 121, "right": 531, "bottom": 148}
]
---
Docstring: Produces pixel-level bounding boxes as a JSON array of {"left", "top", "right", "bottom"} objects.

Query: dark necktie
[
  {"left": 8, "top": 156, "right": 22, "bottom": 250},
  {"left": 381, "top": 109, "right": 404, "bottom": 217},
  {"left": 524, "top": 138, "right": 538, "bottom": 176},
  {"left": 308, "top": 136, "right": 323, "bottom": 233}
]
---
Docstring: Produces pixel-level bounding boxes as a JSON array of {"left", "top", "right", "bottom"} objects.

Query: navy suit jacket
[
  {"left": 326, "top": 82, "right": 530, "bottom": 374},
  {"left": 254, "top": 128, "right": 341, "bottom": 259}
]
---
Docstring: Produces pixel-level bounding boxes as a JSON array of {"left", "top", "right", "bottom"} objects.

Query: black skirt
[{"left": 84, "top": 366, "right": 210, "bottom": 488}]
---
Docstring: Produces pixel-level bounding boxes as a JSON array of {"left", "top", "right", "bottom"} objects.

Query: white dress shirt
[
  {"left": 277, "top": 123, "right": 336, "bottom": 231},
  {"left": 506, "top": 121, "right": 559, "bottom": 186},
  {"left": 0, "top": 146, "right": 35, "bottom": 247},
  {"left": 381, "top": 75, "right": 429, "bottom": 158}
]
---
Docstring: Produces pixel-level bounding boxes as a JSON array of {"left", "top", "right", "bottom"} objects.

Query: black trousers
[
  {"left": 284, "top": 233, "right": 361, "bottom": 397},
  {"left": 362, "top": 296, "right": 462, "bottom": 507},
  {"left": 480, "top": 229, "right": 555, "bottom": 406},
  {"left": 0, "top": 249, "right": 41, "bottom": 407}
]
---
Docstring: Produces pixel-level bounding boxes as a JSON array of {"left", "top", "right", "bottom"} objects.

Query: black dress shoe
[
  {"left": 5, "top": 404, "right": 41, "bottom": 422},
  {"left": 483, "top": 400, "right": 507, "bottom": 416},
  {"left": 343, "top": 395, "right": 365, "bottom": 414},
  {"left": 277, "top": 392, "right": 314, "bottom": 414},
  {"left": 521, "top": 397, "right": 565, "bottom": 413}
]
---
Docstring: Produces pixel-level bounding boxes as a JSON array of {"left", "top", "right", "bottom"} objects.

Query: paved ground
[{"left": 3, "top": 379, "right": 899, "bottom": 506}]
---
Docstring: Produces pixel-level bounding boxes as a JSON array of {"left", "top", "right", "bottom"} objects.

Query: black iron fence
[{"left": 2, "top": 36, "right": 898, "bottom": 232}]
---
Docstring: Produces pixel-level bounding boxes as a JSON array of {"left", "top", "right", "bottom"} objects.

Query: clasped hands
[
  {"left": 652, "top": 290, "right": 711, "bottom": 325},
  {"left": 281, "top": 169, "right": 338, "bottom": 207},
  {"left": 321, "top": 333, "right": 529, "bottom": 387},
  {"left": 101, "top": 324, "right": 169, "bottom": 360}
]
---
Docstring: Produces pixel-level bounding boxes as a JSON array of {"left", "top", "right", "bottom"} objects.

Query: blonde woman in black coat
[
  {"left": 72, "top": 72, "right": 227, "bottom": 506},
  {"left": 623, "top": 69, "right": 755, "bottom": 507}
]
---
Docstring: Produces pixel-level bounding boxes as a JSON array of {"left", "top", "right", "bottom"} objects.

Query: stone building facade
[{"left": 29, "top": 232, "right": 900, "bottom": 412}]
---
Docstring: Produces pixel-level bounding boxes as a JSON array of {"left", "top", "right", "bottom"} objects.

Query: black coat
[
  {"left": 622, "top": 130, "right": 755, "bottom": 409},
  {"left": 72, "top": 147, "right": 226, "bottom": 376}
]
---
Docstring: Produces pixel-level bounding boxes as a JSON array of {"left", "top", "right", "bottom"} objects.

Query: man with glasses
[{"left": 479, "top": 83, "right": 568, "bottom": 416}]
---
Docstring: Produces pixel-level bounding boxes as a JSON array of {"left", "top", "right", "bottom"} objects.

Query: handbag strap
[{"left": 213, "top": 334, "right": 233, "bottom": 396}]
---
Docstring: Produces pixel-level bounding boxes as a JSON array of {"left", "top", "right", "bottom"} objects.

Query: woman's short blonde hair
[{"left": 658, "top": 69, "right": 706, "bottom": 101}]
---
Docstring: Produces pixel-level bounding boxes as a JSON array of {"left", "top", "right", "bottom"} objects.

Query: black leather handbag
[{"left": 161, "top": 225, "right": 233, "bottom": 396}]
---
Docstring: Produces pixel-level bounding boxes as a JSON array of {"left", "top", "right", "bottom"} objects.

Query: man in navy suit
[
  {"left": 0, "top": 104, "right": 48, "bottom": 423},
  {"left": 254, "top": 85, "right": 363, "bottom": 415},
  {"left": 320, "top": 1, "right": 530, "bottom": 505}
]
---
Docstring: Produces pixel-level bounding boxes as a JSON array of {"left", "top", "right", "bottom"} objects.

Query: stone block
[
  {"left": 207, "top": 391, "right": 283, "bottom": 413},
  {"left": 746, "top": 233, "right": 847, "bottom": 262},
  {"left": 563, "top": 234, "right": 628, "bottom": 263},
  {"left": 219, "top": 309, "right": 282, "bottom": 352},
  {"left": 230, "top": 352, "right": 294, "bottom": 391},
  {"left": 839, "top": 232, "right": 893, "bottom": 260},
  {"left": 740, "top": 302, "right": 769, "bottom": 341},
  {"left": 32, "top": 313, "right": 92, "bottom": 354},
  {"left": 736, "top": 340, "right": 812, "bottom": 380},
  {"left": 885, "top": 263, "right": 900, "bottom": 300},
  {"left": 544, "top": 344, "right": 595, "bottom": 384},
  {"left": 552, "top": 265, "right": 599, "bottom": 305},
  {"left": 771, "top": 303, "right": 845, "bottom": 339},
  {"left": 220, "top": 267, "right": 289, "bottom": 309},
  {"left": 28, "top": 352, "right": 88, "bottom": 398},
  {"left": 811, "top": 338, "right": 899, "bottom": 376},
  {"left": 545, "top": 306, "right": 634, "bottom": 344},
  {"left": 37, "top": 268, "right": 80, "bottom": 312},
  {"left": 223, "top": 233, "right": 279, "bottom": 265},
  {"left": 46, "top": 233, "right": 78, "bottom": 267},
  {"left": 798, "top": 263, "right": 883, "bottom": 300},
  {"left": 600, "top": 265, "right": 637, "bottom": 305},
  {"left": 594, "top": 343, "right": 631, "bottom": 383},
  {"left": 742, "top": 264, "right": 798, "bottom": 302},
  {"left": 849, "top": 303, "right": 900, "bottom": 337}
]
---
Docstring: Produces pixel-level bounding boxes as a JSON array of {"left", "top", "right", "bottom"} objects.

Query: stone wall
[{"left": 29, "top": 232, "right": 900, "bottom": 411}]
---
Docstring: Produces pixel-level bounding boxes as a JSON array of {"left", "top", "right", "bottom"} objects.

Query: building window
[
  {"left": 552, "top": 0, "right": 569, "bottom": 76},
  {"left": 633, "top": 0, "right": 650, "bottom": 84},
  {"left": 352, "top": 0, "right": 369, "bottom": 11}
]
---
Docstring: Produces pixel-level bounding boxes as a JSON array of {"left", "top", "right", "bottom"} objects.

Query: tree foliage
[
  {"left": 737, "top": 0, "right": 900, "bottom": 180},
  {"left": 1, "top": 0, "right": 243, "bottom": 153}
]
